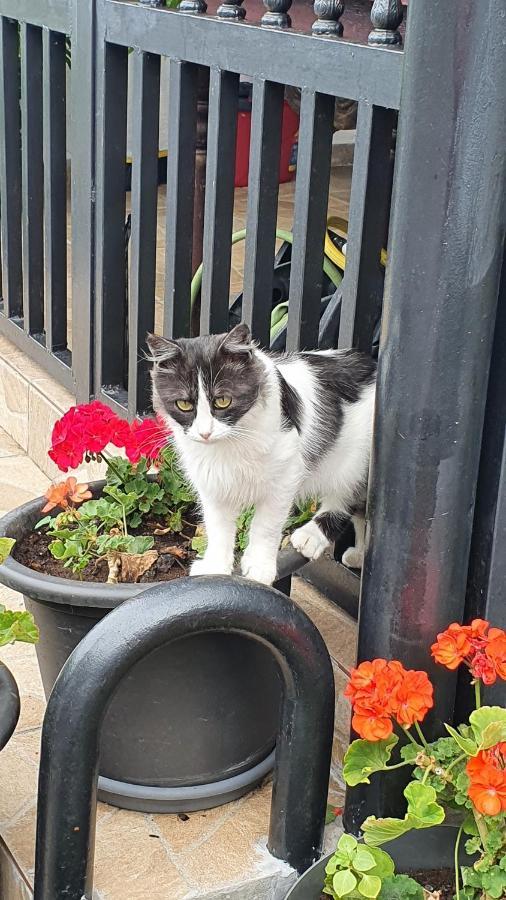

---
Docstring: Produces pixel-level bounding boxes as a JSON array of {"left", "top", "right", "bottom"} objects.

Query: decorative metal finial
[
  {"left": 261, "top": 0, "right": 292, "bottom": 28},
  {"left": 312, "top": 0, "right": 344, "bottom": 36},
  {"left": 178, "top": 0, "right": 208, "bottom": 13},
  {"left": 217, "top": 0, "right": 246, "bottom": 18},
  {"left": 368, "top": 0, "right": 403, "bottom": 45}
]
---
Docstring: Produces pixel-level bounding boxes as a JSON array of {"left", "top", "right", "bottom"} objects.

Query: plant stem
[
  {"left": 99, "top": 452, "right": 123, "bottom": 483},
  {"left": 384, "top": 761, "right": 412, "bottom": 771},
  {"left": 403, "top": 727, "right": 422, "bottom": 750},
  {"left": 446, "top": 753, "right": 468, "bottom": 776},
  {"left": 414, "top": 721, "right": 430, "bottom": 751},
  {"left": 454, "top": 823, "right": 463, "bottom": 900},
  {"left": 121, "top": 503, "right": 128, "bottom": 537},
  {"left": 473, "top": 810, "right": 489, "bottom": 847},
  {"left": 474, "top": 679, "right": 482, "bottom": 710},
  {"left": 421, "top": 766, "right": 432, "bottom": 785}
]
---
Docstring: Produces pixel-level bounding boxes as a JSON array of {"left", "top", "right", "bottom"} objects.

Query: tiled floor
[{"left": 0, "top": 427, "right": 356, "bottom": 898}]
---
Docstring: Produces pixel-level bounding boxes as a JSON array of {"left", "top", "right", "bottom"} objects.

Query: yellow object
[{"left": 326, "top": 216, "right": 387, "bottom": 270}]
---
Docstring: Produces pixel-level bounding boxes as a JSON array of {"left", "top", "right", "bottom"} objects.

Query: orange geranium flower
[
  {"left": 345, "top": 659, "right": 433, "bottom": 740},
  {"left": 466, "top": 743, "right": 506, "bottom": 817},
  {"left": 485, "top": 628, "right": 506, "bottom": 680},
  {"left": 431, "top": 623, "right": 472, "bottom": 670},
  {"left": 42, "top": 477, "right": 92, "bottom": 513},
  {"left": 391, "top": 669, "right": 434, "bottom": 727},
  {"left": 352, "top": 706, "right": 394, "bottom": 742}
]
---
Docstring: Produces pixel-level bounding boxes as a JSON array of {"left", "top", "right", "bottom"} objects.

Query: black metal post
[
  {"left": 345, "top": 0, "right": 506, "bottom": 833},
  {"left": 34, "top": 576, "right": 334, "bottom": 899},
  {"left": 457, "top": 252, "right": 506, "bottom": 717}
]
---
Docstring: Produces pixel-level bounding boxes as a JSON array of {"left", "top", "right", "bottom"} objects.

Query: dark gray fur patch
[
  {"left": 301, "top": 350, "right": 376, "bottom": 466},
  {"left": 148, "top": 328, "right": 264, "bottom": 432},
  {"left": 315, "top": 511, "right": 349, "bottom": 541},
  {"left": 277, "top": 371, "right": 302, "bottom": 433}
]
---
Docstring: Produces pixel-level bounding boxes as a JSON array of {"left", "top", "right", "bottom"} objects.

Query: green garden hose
[{"left": 190, "top": 228, "right": 343, "bottom": 340}]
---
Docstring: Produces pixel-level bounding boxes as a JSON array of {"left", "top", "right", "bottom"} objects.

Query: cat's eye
[
  {"left": 213, "top": 396, "right": 232, "bottom": 410},
  {"left": 175, "top": 399, "right": 194, "bottom": 412}
]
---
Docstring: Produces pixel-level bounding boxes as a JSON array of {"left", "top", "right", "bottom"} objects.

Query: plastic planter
[{"left": 0, "top": 487, "right": 305, "bottom": 813}]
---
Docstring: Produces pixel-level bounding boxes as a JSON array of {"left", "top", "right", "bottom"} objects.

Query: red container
[{"left": 234, "top": 101, "right": 299, "bottom": 188}]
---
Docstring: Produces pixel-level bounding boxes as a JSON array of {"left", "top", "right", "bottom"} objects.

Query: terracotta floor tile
[
  {"left": 93, "top": 808, "right": 192, "bottom": 899},
  {"left": 152, "top": 800, "right": 238, "bottom": 856},
  {"left": 291, "top": 576, "right": 357, "bottom": 672},
  {"left": 0, "top": 744, "right": 38, "bottom": 826}
]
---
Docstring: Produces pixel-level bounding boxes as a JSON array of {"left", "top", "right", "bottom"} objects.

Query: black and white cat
[{"left": 148, "top": 324, "right": 376, "bottom": 586}]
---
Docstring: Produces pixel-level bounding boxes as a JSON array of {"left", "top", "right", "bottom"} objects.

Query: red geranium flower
[
  {"left": 126, "top": 416, "right": 170, "bottom": 464},
  {"left": 391, "top": 669, "right": 434, "bottom": 727},
  {"left": 345, "top": 659, "right": 433, "bottom": 741}
]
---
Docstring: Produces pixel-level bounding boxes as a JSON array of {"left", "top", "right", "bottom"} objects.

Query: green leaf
[
  {"left": 379, "top": 874, "right": 424, "bottom": 899},
  {"left": 49, "top": 539, "right": 66, "bottom": 559},
  {"left": 0, "top": 537, "right": 15, "bottom": 564},
  {"left": 343, "top": 736, "right": 399, "bottom": 786},
  {"left": 445, "top": 723, "right": 478, "bottom": 756},
  {"left": 363, "top": 783, "right": 444, "bottom": 847},
  {"left": 358, "top": 873, "right": 381, "bottom": 898},
  {"left": 362, "top": 817, "right": 412, "bottom": 848},
  {"left": 337, "top": 834, "right": 358, "bottom": 857},
  {"left": 353, "top": 848, "right": 376, "bottom": 873},
  {"left": 470, "top": 707, "right": 506, "bottom": 749},
  {"left": 366, "top": 848, "right": 395, "bottom": 879},
  {"left": 332, "top": 869, "right": 357, "bottom": 897},
  {"left": 35, "top": 515, "right": 54, "bottom": 530},
  {"left": 403, "top": 782, "right": 445, "bottom": 828},
  {"left": 0, "top": 608, "right": 39, "bottom": 646}
]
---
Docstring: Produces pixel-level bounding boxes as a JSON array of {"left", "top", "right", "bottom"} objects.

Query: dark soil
[
  {"left": 14, "top": 517, "right": 198, "bottom": 584},
  {"left": 319, "top": 867, "right": 455, "bottom": 899}
]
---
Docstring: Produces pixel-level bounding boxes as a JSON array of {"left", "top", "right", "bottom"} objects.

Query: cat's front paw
[
  {"left": 241, "top": 550, "right": 277, "bottom": 586},
  {"left": 290, "top": 521, "right": 329, "bottom": 560},
  {"left": 190, "top": 558, "right": 233, "bottom": 577},
  {"left": 341, "top": 547, "right": 363, "bottom": 570}
]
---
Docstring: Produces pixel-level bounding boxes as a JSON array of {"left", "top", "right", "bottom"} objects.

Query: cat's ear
[
  {"left": 219, "top": 323, "right": 253, "bottom": 355},
  {"left": 146, "top": 333, "right": 181, "bottom": 364}
]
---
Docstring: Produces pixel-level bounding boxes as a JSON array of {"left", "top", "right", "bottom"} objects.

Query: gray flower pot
[
  {"left": 0, "top": 660, "right": 20, "bottom": 752},
  {"left": 0, "top": 487, "right": 305, "bottom": 813},
  {"left": 285, "top": 825, "right": 474, "bottom": 899}
]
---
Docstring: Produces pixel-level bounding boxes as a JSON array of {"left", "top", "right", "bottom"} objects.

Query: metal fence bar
[
  {"left": 345, "top": 0, "right": 506, "bottom": 832},
  {"left": 0, "top": 16, "right": 23, "bottom": 319},
  {"left": 200, "top": 68, "right": 239, "bottom": 336},
  {"left": 33, "top": 578, "right": 334, "bottom": 898},
  {"left": 128, "top": 50, "right": 161, "bottom": 416},
  {"left": 286, "top": 89, "right": 334, "bottom": 352},
  {"left": 20, "top": 24, "right": 44, "bottom": 337},
  {"left": 338, "top": 102, "right": 396, "bottom": 351},
  {"left": 95, "top": 38, "right": 129, "bottom": 396},
  {"left": 43, "top": 29, "right": 68, "bottom": 352},
  {"left": 71, "top": 0, "right": 96, "bottom": 401},
  {"left": 104, "top": 2, "right": 403, "bottom": 110},
  {"left": 163, "top": 59, "right": 199, "bottom": 339},
  {"left": 242, "top": 79, "right": 284, "bottom": 347}
]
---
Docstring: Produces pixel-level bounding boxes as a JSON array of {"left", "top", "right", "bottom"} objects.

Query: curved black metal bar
[
  {"left": 34, "top": 575, "right": 335, "bottom": 900},
  {"left": 0, "top": 660, "right": 20, "bottom": 751}
]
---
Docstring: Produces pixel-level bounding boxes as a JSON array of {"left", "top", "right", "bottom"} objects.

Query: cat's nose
[{"left": 199, "top": 431, "right": 211, "bottom": 441}]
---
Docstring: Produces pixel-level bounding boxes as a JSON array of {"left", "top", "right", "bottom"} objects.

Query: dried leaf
[
  {"left": 153, "top": 526, "right": 172, "bottom": 535},
  {"left": 159, "top": 545, "right": 187, "bottom": 559},
  {"left": 105, "top": 550, "right": 158, "bottom": 583}
]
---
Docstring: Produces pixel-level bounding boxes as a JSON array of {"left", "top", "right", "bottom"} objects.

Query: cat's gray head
[{"left": 147, "top": 324, "right": 265, "bottom": 444}]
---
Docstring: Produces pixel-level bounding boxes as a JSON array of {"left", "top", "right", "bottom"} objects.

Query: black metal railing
[{"left": 0, "top": 0, "right": 403, "bottom": 413}]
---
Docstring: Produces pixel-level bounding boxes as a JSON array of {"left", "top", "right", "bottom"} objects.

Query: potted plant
[
  {"left": 0, "top": 401, "right": 312, "bottom": 813},
  {"left": 0, "top": 540, "right": 39, "bottom": 752},
  {"left": 287, "top": 618, "right": 506, "bottom": 899}
]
